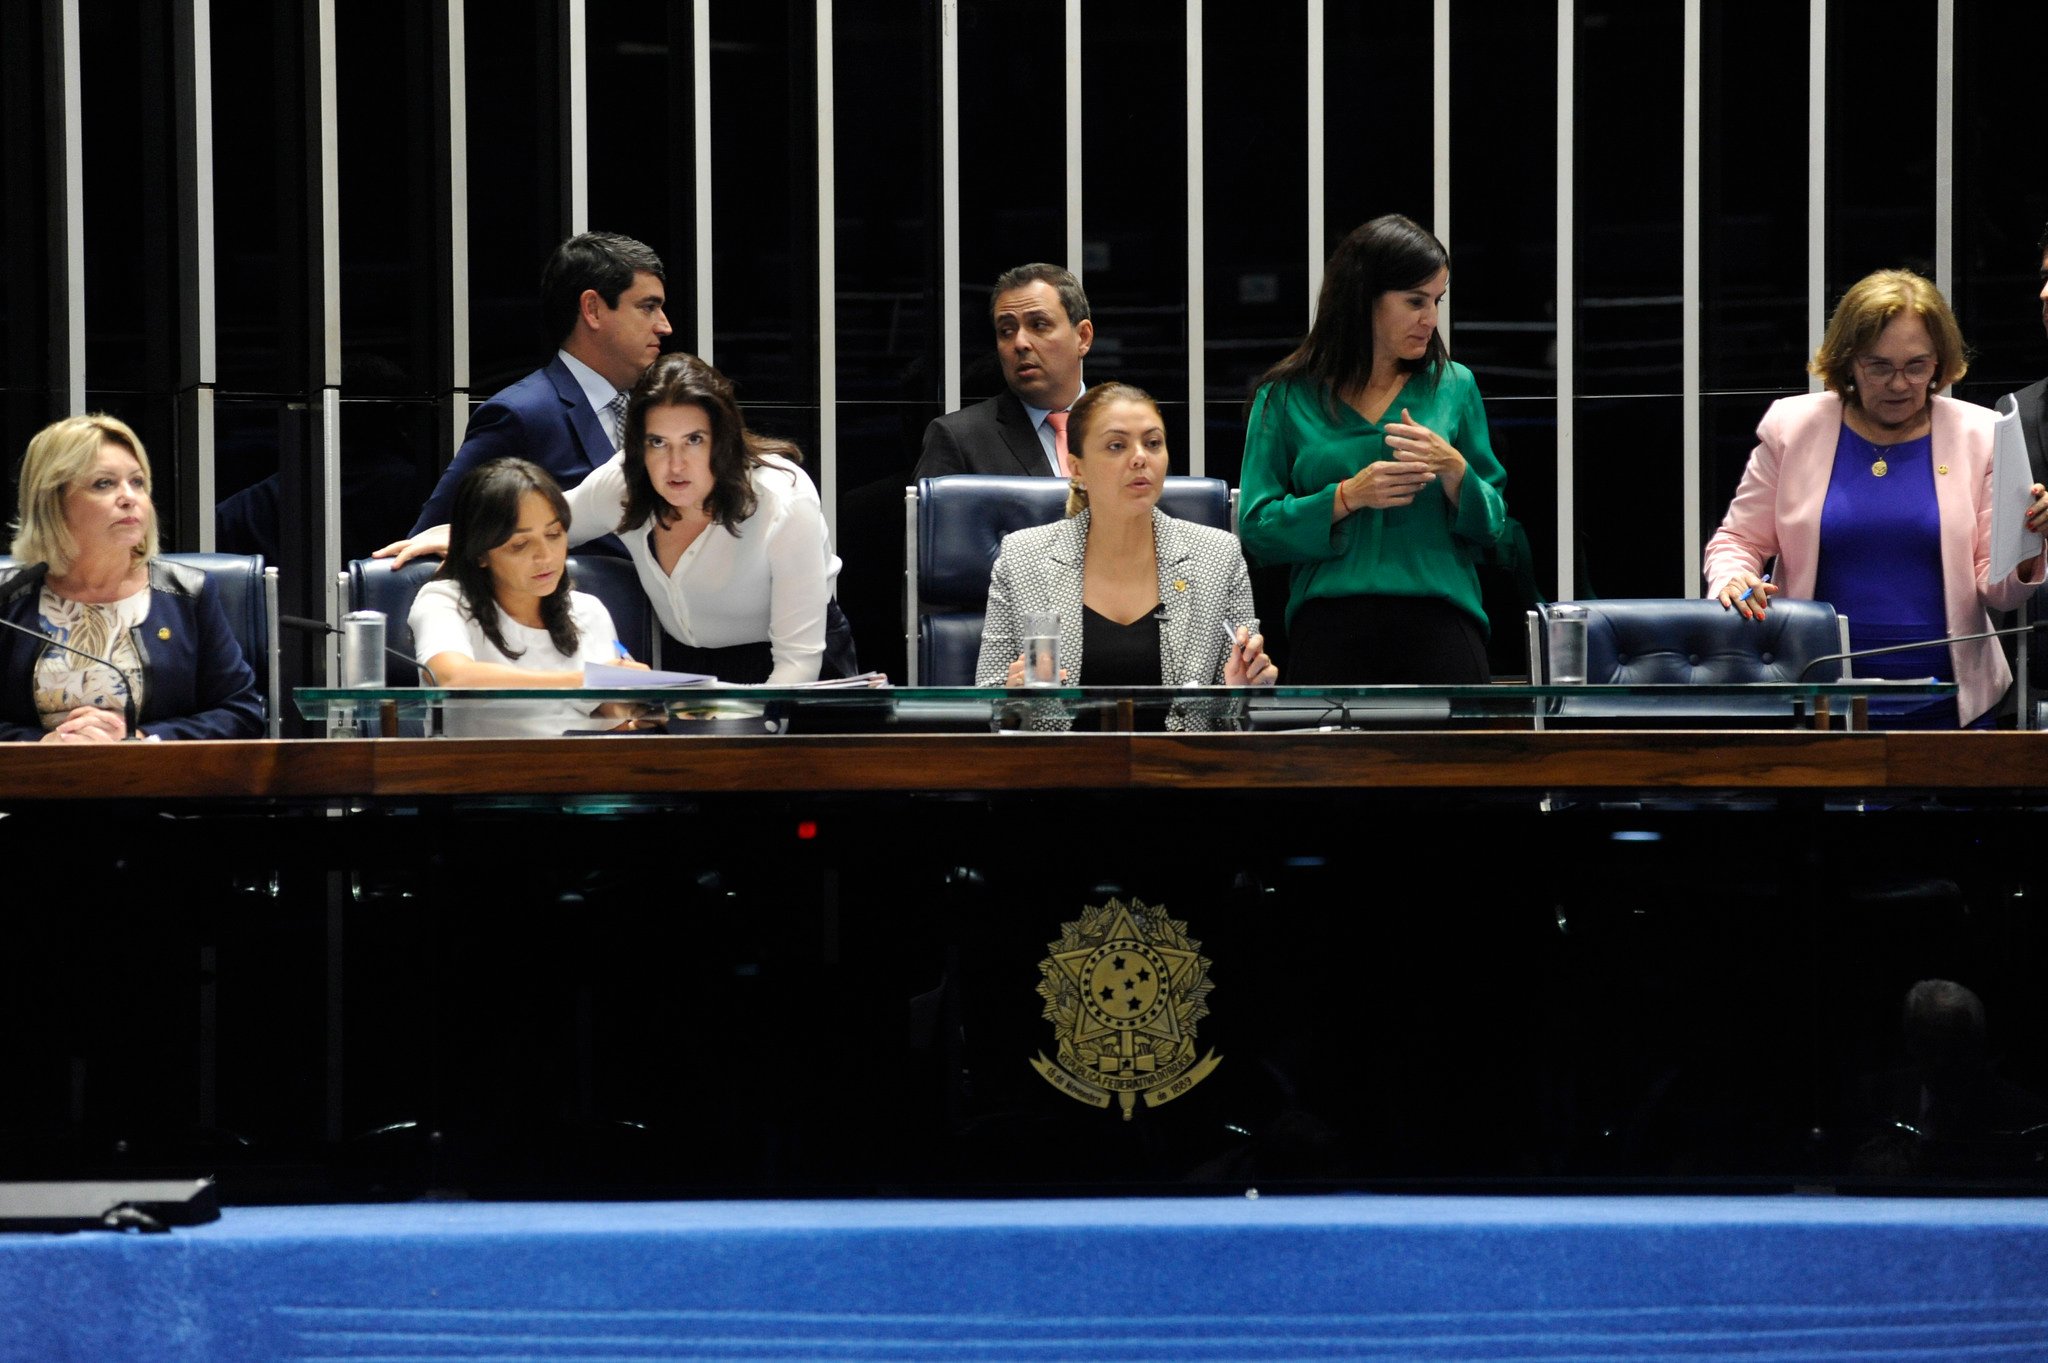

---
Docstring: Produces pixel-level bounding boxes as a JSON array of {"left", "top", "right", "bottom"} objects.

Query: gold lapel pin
[
  {"left": 1173, "top": 579, "right": 1187, "bottom": 592},
  {"left": 1937, "top": 464, "right": 1949, "bottom": 475},
  {"left": 157, "top": 627, "right": 171, "bottom": 640}
]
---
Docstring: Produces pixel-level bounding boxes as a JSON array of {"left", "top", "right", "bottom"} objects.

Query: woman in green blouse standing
[{"left": 1238, "top": 214, "right": 1510, "bottom": 683}]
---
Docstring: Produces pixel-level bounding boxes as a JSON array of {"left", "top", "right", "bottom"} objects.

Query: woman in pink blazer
[{"left": 1704, "top": 269, "right": 2048, "bottom": 727}]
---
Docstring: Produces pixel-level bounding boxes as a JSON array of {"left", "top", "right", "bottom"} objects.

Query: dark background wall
[{"left": 2, "top": 0, "right": 2045, "bottom": 686}]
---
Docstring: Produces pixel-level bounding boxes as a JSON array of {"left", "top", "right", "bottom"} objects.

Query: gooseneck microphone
[
  {"left": 1795, "top": 622, "right": 2038, "bottom": 681},
  {"left": 0, "top": 563, "right": 142, "bottom": 739},
  {"left": 277, "top": 614, "right": 440, "bottom": 685}
]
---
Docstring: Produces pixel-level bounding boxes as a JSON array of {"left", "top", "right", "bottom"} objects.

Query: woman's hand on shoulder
[
  {"left": 1222, "top": 627, "right": 1277, "bottom": 686},
  {"left": 373, "top": 524, "right": 451, "bottom": 569},
  {"left": 42, "top": 706, "right": 127, "bottom": 743},
  {"left": 1715, "top": 572, "right": 1778, "bottom": 620}
]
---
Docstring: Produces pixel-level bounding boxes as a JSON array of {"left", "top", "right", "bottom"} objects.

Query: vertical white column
[
  {"left": 565, "top": 0, "right": 586, "bottom": 234},
  {"left": 1186, "top": 0, "right": 1204, "bottom": 476},
  {"left": 1554, "top": 0, "right": 1574, "bottom": 602},
  {"left": 1306, "top": 0, "right": 1323, "bottom": 325},
  {"left": 1933, "top": 0, "right": 1953, "bottom": 298},
  {"left": 190, "top": 0, "right": 218, "bottom": 548},
  {"left": 693, "top": 0, "right": 714, "bottom": 361},
  {"left": 316, "top": 0, "right": 343, "bottom": 628},
  {"left": 56, "top": 0, "right": 86, "bottom": 414},
  {"left": 1682, "top": 0, "right": 1701, "bottom": 595},
  {"left": 816, "top": 0, "right": 837, "bottom": 534},
  {"left": 1064, "top": 0, "right": 1082, "bottom": 275},
  {"left": 1807, "top": 0, "right": 1825, "bottom": 390},
  {"left": 449, "top": 0, "right": 470, "bottom": 455},
  {"left": 1433, "top": 0, "right": 1451, "bottom": 344},
  {"left": 941, "top": 0, "right": 960, "bottom": 412}
]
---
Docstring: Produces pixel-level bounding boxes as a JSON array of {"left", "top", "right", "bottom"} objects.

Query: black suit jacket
[
  {"left": 2015, "top": 377, "right": 2048, "bottom": 486},
  {"left": 913, "top": 390, "right": 1055, "bottom": 481}
]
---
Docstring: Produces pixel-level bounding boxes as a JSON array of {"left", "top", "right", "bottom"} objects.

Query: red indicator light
[{"left": 796, "top": 820, "right": 818, "bottom": 840}]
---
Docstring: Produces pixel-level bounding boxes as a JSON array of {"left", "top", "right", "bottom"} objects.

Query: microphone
[
  {"left": 0, "top": 601, "right": 142, "bottom": 740},
  {"left": 278, "top": 614, "right": 440, "bottom": 685},
  {"left": 1795, "top": 622, "right": 2039, "bottom": 681}
]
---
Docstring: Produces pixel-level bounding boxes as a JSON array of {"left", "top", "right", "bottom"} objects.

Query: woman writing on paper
[{"left": 409, "top": 458, "right": 651, "bottom": 737}]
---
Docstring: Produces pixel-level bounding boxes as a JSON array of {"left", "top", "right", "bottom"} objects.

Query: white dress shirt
[{"left": 562, "top": 450, "right": 841, "bottom": 685}]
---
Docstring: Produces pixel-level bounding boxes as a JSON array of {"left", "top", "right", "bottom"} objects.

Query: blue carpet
[{"left": 7, "top": 1195, "right": 2048, "bottom": 1361}]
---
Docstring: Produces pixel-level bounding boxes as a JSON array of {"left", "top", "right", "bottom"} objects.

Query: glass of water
[{"left": 1020, "top": 610, "right": 1060, "bottom": 687}]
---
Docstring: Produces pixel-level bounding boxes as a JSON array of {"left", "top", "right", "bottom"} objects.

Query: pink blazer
[{"left": 1703, "top": 391, "right": 2039, "bottom": 726}]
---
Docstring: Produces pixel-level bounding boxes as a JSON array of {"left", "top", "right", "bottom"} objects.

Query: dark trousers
[{"left": 1286, "top": 594, "right": 1490, "bottom": 685}]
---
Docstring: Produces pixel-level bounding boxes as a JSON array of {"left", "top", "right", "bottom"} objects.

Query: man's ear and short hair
[
  {"left": 541, "top": 232, "right": 666, "bottom": 345},
  {"left": 990, "top": 263, "right": 1091, "bottom": 329}
]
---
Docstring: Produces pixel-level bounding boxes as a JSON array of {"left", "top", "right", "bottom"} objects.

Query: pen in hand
[{"left": 1736, "top": 573, "right": 1771, "bottom": 604}]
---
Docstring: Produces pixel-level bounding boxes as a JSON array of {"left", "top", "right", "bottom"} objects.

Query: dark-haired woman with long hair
[
  {"left": 559, "top": 352, "right": 839, "bottom": 684},
  {"left": 1239, "top": 214, "right": 1509, "bottom": 683},
  {"left": 408, "top": 458, "right": 646, "bottom": 736}
]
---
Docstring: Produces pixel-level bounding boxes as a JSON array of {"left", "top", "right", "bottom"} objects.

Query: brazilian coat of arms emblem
[{"left": 1030, "top": 897, "right": 1222, "bottom": 1120}]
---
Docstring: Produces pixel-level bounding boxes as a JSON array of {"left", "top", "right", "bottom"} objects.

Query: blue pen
[
  {"left": 1736, "top": 572, "right": 1771, "bottom": 603},
  {"left": 612, "top": 640, "right": 631, "bottom": 660}
]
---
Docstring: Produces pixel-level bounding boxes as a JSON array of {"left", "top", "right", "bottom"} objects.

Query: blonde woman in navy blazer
[{"left": 976, "top": 383, "right": 1276, "bottom": 690}]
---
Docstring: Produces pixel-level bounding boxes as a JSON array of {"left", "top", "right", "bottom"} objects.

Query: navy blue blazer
[
  {"left": 0, "top": 560, "right": 263, "bottom": 741},
  {"left": 413, "top": 355, "right": 626, "bottom": 555}
]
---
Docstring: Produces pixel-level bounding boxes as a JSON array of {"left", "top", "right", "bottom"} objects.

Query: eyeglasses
[{"left": 1855, "top": 356, "right": 1937, "bottom": 384}]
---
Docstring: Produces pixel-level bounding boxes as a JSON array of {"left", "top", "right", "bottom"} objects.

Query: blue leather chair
[
  {"left": 905, "top": 475, "right": 1236, "bottom": 685},
  {"left": 339, "top": 555, "right": 657, "bottom": 685},
  {"left": 1531, "top": 598, "right": 1850, "bottom": 723},
  {"left": 0, "top": 551, "right": 278, "bottom": 737}
]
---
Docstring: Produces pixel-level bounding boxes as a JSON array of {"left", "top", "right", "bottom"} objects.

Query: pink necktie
[{"left": 1045, "top": 409, "right": 1072, "bottom": 477}]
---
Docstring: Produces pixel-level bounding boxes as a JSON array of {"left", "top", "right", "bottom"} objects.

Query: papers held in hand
[
  {"left": 1990, "top": 395, "right": 2044, "bottom": 583},
  {"left": 583, "top": 662, "right": 714, "bottom": 688}
]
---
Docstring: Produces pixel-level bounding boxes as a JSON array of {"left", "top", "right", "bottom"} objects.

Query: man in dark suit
[
  {"left": 913, "top": 263, "right": 1093, "bottom": 481},
  {"left": 2017, "top": 223, "right": 2048, "bottom": 483},
  {"left": 411, "top": 232, "right": 670, "bottom": 551}
]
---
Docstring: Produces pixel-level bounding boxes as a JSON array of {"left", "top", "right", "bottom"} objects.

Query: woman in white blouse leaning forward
[{"left": 387, "top": 352, "right": 844, "bottom": 685}]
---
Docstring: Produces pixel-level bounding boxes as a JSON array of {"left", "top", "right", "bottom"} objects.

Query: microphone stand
[{"left": 0, "top": 614, "right": 142, "bottom": 740}]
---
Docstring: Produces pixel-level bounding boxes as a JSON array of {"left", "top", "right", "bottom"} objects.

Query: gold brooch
[
  {"left": 1172, "top": 579, "right": 1186, "bottom": 592},
  {"left": 157, "top": 627, "right": 171, "bottom": 640},
  {"left": 1937, "top": 465, "right": 1949, "bottom": 475}
]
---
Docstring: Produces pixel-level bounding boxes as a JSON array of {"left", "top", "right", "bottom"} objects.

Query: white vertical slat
[
  {"left": 1187, "top": 0, "right": 1204, "bottom": 476},
  {"left": 449, "top": 0, "right": 470, "bottom": 450},
  {"left": 316, "top": 0, "right": 340, "bottom": 391},
  {"left": 1434, "top": 0, "right": 1451, "bottom": 345},
  {"left": 1064, "top": 0, "right": 1082, "bottom": 276},
  {"left": 1807, "top": 0, "right": 1825, "bottom": 390},
  {"left": 693, "top": 0, "right": 714, "bottom": 362},
  {"left": 190, "top": 0, "right": 217, "bottom": 548},
  {"left": 941, "top": 0, "right": 959, "bottom": 412},
  {"left": 316, "top": 0, "right": 342, "bottom": 633},
  {"left": 57, "top": 0, "right": 85, "bottom": 413},
  {"left": 1555, "top": 0, "right": 1574, "bottom": 603},
  {"left": 192, "top": 0, "right": 215, "bottom": 385},
  {"left": 816, "top": 0, "right": 836, "bottom": 536},
  {"left": 1934, "top": 0, "right": 1953, "bottom": 298},
  {"left": 1682, "top": 0, "right": 1701, "bottom": 596},
  {"left": 566, "top": 0, "right": 586, "bottom": 233},
  {"left": 1306, "top": 0, "right": 1323, "bottom": 325}
]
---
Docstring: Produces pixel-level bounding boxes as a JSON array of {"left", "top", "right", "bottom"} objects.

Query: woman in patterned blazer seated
[{"left": 976, "top": 382, "right": 1277, "bottom": 694}]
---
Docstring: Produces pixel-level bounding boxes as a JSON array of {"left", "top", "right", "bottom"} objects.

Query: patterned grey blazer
[{"left": 975, "top": 507, "right": 1258, "bottom": 687}]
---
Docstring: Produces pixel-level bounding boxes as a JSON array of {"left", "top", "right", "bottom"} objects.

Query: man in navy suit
[
  {"left": 412, "top": 232, "right": 671, "bottom": 553},
  {"left": 912, "top": 263, "right": 1094, "bottom": 481}
]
